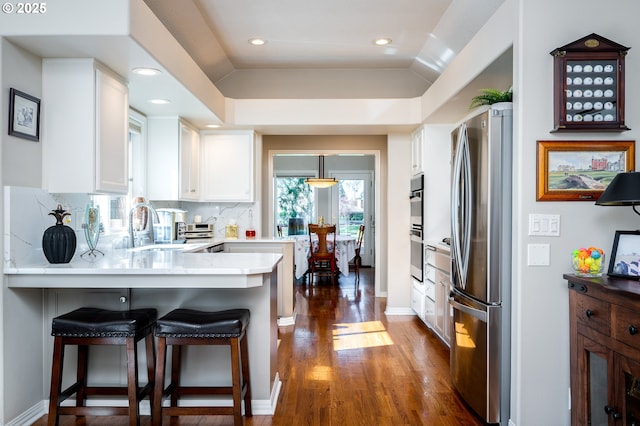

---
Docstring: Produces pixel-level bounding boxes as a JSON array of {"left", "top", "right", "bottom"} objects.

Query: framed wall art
[
  {"left": 608, "top": 230, "right": 640, "bottom": 279},
  {"left": 8, "top": 88, "right": 40, "bottom": 142},
  {"left": 536, "top": 140, "right": 635, "bottom": 201}
]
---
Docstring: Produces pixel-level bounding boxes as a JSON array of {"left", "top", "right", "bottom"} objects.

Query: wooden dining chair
[
  {"left": 307, "top": 224, "right": 337, "bottom": 285},
  {"left": 351, "top": 225, "right": 365, "bottom": 284}
]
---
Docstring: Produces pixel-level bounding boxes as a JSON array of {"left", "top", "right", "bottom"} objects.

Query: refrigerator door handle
[
  {"left": 451, "top": 124, "right": 471, "bottom": 289},
  {"left": 449, "top": 295, "right": 487, "bottom": 323}
]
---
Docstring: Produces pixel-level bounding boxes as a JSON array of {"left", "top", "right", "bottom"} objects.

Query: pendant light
[{"left": 305, "top": 155, "right": 338, "bottom": 188}]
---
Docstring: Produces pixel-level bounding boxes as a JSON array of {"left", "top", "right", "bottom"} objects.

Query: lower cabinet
[
  {"left": 411, "top": 280, "right": 426, "bottom": 320},
  {"left": 566, "top": 275, "right": 640, "bottom": 425},
  {"left": 422, "top": 244, "right": 451, "bottom": 347}
]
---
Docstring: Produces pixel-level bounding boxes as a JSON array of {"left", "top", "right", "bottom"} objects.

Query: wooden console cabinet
[{"left": 565, "top": 274, "right": 640, "bottom": 425}]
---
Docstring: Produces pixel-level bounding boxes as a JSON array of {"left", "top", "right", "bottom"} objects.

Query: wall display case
[{"left": 550, "top": 33, "right": 630, "bottom": 132}]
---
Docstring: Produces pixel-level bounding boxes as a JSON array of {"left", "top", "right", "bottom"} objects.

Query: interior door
[{"left": 329, "top": 172, "right": 373, "bottom": 266}]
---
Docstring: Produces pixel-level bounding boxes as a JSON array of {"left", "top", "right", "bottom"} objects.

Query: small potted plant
[{"left": 469, "top": 87, "right": 513, "bottom": 109}]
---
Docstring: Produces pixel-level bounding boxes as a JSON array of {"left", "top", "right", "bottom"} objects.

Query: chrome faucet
[{"left": 128, "top": 201, "right": 159, "bottom": 248}]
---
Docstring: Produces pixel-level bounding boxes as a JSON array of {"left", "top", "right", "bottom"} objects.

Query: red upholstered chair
[{"left": 307, "top": 224, "right": 337, "bottom": 285}]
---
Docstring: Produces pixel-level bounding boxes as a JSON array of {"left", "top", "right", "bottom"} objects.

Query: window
[{"left": 274, "top": 175, "right": 315, "bottom": 237}]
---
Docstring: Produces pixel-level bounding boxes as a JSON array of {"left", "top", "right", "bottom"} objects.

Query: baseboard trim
[
  {"left": 384, "top": 306, "right": 416, "bottom": 316},
  {"left": 11, "top": 375, "right": 283, "bottom": 424}
]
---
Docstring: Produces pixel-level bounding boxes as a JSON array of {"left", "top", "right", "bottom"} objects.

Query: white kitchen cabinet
[
  {"left": 201, "top": 131, "right": 255, "bottom": 202},
  {"left": 43, "top": 59, "right": 129, "bottom": 194},
  {"left": 411, "top": 125, "right": 424, "bottom": 176},
  {"left": 411, "top": 280, "right": 426, "bottom": 319},
  {"left": 423, "top": 244, "right": 451, "bottom": 347},
  {"left": 147, "top": 117, "right": 200, "bottom": 201},
  {"left": 179, "top": 123, "right": 200, "bottom": 200}
]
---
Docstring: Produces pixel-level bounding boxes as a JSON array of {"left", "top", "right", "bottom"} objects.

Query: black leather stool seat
[
  {"left": 52, "top": 307, "right": 157, "bottom": 337},
  {"left": 155, "top": 308, "right": 250, "bottom": 337}
]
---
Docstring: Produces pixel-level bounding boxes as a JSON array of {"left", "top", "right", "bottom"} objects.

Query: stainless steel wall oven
[{"left": 410, "top": 173, "right": 424, "bottom": 281}]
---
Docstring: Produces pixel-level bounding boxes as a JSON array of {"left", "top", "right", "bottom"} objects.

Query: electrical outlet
[{"left": 528, "top": 243, "right": 550, "bottom": 266}]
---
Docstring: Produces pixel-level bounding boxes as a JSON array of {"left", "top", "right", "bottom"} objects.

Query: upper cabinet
[
  {"left": 411, "top": 126, "right": 424, "bottom": 175},
  {"left": 42, "top": 59, "right": 129, "bottom": 194},
  {"left": 179, "top": 123, "right": 200, "bottom": 200},
  {"left": 201, "top": 131, "right": 255, "bottom": 202},
  {"left": 147, "top": 117, "right": 200, "bottom": 201}
]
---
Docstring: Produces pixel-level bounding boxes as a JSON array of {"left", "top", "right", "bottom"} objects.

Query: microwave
[{"left": 186, "top": 223, "right": 214, "bottom": 232}]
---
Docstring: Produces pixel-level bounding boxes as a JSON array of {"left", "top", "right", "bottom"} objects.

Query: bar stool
[
  {"left": 47, "top": 307, "right": 157, "bottom": 426},
  {"left": 153, "top": 308, "right": 252, "bottom": 426}
]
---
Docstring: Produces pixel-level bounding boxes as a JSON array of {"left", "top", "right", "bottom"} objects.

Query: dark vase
[{"left": 42, "top": 204, "right": 77, "bottom": 264}]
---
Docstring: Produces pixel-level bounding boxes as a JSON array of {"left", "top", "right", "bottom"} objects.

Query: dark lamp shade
[{"left": 595, "top": 172, "right": 640, "bottom": 206}]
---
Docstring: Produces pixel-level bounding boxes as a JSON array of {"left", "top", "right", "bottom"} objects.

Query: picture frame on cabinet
[
  {"left": 8, "top": 88, "right": 40, "bottom": 142},
  {"left": 608, "top": 230, "right": 640, "bottom": 280},
  {"left": 536, "top": 140, "right": 635, "bottom": 201}
]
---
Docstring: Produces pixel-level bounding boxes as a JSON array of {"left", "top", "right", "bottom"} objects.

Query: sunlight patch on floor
[
  {"left": 332, "top": 320, "right": 394, "bottom": 351},
  {"left": 307, "top": 365, "right": 333, "bottom": 381}
]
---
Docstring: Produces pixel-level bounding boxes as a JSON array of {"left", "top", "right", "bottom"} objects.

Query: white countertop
[{"left": 5, "top": 241, "right": 283, "bottom": 289}]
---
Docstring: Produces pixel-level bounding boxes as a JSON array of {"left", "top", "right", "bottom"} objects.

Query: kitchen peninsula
[
  {"left": 3, "top": 188, "right": 285, "bottom": 422},
  {"left": 5, "top": 247, "right": 283, "bottom": 418}
]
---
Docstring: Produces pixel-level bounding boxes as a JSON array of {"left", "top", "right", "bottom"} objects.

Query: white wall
[
  {"left": 385, "top": 133, "right": 412, "bottom": 311},
  {"left": 511, "top": 0, "right": 640, "bottom": 424},
  {"left": 2, "top": 39, "right": 42, "bottom": 187},
  {"left": 0, "top": 41, "right": 46, "bottom": 424}
]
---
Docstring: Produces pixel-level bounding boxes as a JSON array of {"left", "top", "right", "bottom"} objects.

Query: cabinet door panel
[
  {"left": 576, "top": 334, "right": 612, "bottom": 426},
  {"left": 95, "top": 69, "right": 129, "bottom": 193},
  {"left": 615, "top": 353, "right": 640, "bottom": 425},
  {"left": 202, "top": 133, "right": 254, "bottom": 202}
]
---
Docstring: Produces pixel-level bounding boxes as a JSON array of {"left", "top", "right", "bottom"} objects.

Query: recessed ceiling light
[
  {"left": 206, "top": 124, "right": 221, "bottom": 128},
  {"left": 249, "top": 38, "right": 267, "bottom": 46},
  {"left": 132, "top": 67, "right": 161, "bottom": 76},
  {"left": 149, "top": 99, "right": 170, "bottom": 105},
  {"left": 374, "top": 38, "right": 392, "bottom": 46}
]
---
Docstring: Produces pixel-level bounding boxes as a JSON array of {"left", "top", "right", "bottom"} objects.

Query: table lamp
[{"left": 595, "top": 171, "right": 640, "bottom": 215}]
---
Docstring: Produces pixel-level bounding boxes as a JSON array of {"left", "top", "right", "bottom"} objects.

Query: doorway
[{"left": 329, "top": 171, "right": 374, "bottom": 266}]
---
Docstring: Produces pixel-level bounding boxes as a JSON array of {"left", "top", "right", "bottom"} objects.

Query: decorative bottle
[{"left": 42, "top": 204, "right": 77, "bottom": 264}]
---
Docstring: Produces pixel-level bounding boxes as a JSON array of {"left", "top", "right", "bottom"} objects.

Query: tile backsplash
[
  {"left": 3, "top": 186, "right": 92, "bottom": 267},
  {"left": 3, "top": 186, "right": 263, "bottom": 268}
]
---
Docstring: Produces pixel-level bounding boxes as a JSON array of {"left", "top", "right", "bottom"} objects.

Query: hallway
[{"left": 34, "top": 268, "right": 483, "bottom": 425}]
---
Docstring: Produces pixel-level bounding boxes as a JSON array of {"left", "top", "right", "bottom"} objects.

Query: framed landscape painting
[{"left": 536, "top": 140, "right": 635, "bottom": 201}]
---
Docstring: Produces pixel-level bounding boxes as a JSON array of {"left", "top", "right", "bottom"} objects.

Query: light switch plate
[
  {"left": 529, "top": 214, "right": 560, "bottom": 236},
  {"left": 528, "top": 243, "right": 550, "bottom": 266}
]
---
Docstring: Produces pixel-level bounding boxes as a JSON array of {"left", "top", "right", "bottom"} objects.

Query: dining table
[{"left": 290, "top": 234, "right": 357, "bottom": 279}]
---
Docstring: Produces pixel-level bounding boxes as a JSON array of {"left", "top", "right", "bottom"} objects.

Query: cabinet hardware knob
[
  {"left": 605, "top": 405, "right": 622, "bottom": 419},
  {"left": 629, "top": 325, "right": 638, "bottom": 335},
  {"left": 585, "top": 309, "right": 593, "bottom": 318},
  {"left": 119, "top": 296, "right": 127, "bottom": 303}
]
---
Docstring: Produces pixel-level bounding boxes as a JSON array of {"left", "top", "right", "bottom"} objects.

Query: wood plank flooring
[{"left": 33, "top": 268, "right": 483, "bottom": 425}]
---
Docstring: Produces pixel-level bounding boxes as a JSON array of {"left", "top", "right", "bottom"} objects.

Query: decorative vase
[{"left": 42, "top": 204, "right": 77, "bottom": 264}]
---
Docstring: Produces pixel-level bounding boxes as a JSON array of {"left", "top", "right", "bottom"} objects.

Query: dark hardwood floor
[{"left": 34, "top": 268, "right": 483, "bottom": 425}]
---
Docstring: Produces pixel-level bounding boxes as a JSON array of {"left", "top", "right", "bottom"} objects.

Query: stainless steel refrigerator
[{"left": 449, "top": 104, "right": 512, "bottom": 425}]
